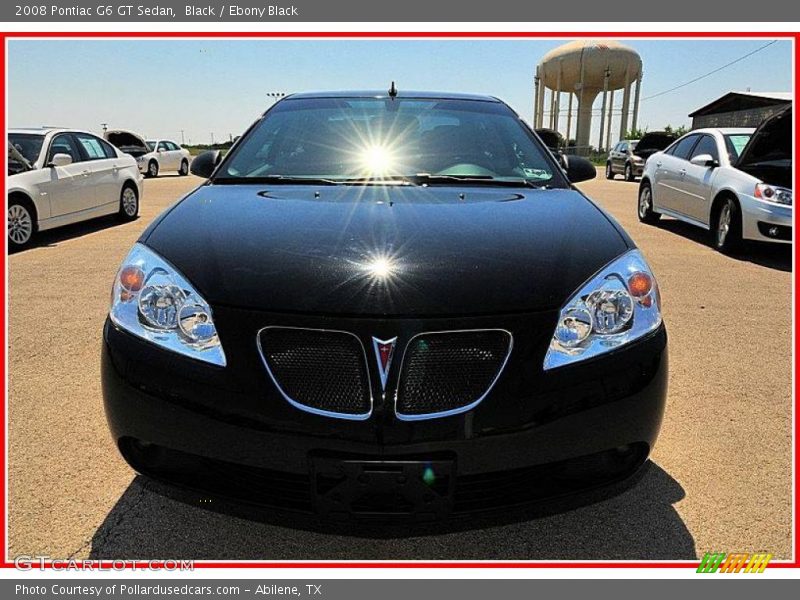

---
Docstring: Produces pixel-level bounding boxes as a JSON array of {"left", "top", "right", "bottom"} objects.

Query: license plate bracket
[{"left": 310, "top": 456, "right": 455, "bottom": 521}]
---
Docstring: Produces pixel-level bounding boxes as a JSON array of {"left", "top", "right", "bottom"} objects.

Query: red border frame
[{"left": 0, "top": 29, "right": 796, "bottom": 571}]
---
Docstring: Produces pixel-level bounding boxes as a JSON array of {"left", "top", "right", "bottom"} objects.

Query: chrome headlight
[
  {"left": 755, "top": 183, "right": 792, "bottom": 206},
  {"left": 544, "top": 250, "right": 662, "bottom": 370},
  {"left": 109, "top": 243, "right": 226, "bottom": 366}
]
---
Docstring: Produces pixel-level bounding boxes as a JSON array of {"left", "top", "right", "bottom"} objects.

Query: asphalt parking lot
[{"left": 8, "top": 174, "right": 792, "bottom": 561}]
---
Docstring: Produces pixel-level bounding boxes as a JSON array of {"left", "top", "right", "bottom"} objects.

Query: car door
[
  {"left": 166, "top": 141, "right": 183, "bottom": 169},
  {"left": 614, "top": 142, "right": 628, "bottom": 172},
  {"left": 156, "top": 141, "right": 175, "bottom": 170},
  {"left": 74, "top": 133, "right": 122, "bottom": 211},
  {"left": 652, "top": 134, "right": 700, "bottom": 215},
  {"left": 681, "top": 134, "right": 721, "bottom": 224},
  {"left": 38, "top": 133, "right": 97, "bottom": 218}
]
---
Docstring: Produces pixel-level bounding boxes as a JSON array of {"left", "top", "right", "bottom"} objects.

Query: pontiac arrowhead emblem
[{"left": 372, "top": 337, "right": 397, "bottom": 391}]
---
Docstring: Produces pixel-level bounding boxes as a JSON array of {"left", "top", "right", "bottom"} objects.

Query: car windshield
[
  {"left": 8, "top": 133, "right": 44, "bottom": 175},
  {"left": 9, "top": 133, "right": 44, "bottom": 164},
  {"left": 724, "top": 134, "right": 752, "bottom": 162},
  {"left": 218, "top": 97, "right": 561, "bottom": 186},
  {"left": 146, "top": 141, "right": 156, "bottom": 151},
  {"left": 629, "top": 141, "right": 638, "bottom": 150}
]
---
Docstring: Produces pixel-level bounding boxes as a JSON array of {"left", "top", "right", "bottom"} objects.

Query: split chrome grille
[
  {"left": 257, "top": 327, "right": 512, "bottom": 420},
  {"left": 257, "top": 327, "right": 372, "bottom": 419},
  {"left": 395, "top": 330, "right": 513, "bottom": 419}
]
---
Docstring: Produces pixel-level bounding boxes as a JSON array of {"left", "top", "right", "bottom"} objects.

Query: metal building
[{"left": 689, "top": 91, "right": 792, "bottom": 129}]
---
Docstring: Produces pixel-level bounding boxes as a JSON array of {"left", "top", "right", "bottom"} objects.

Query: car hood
[
  {"left": 735, "top": 107, "right": 792, "bottom": 188},
  {"left": 144, "top": 185, "right": 630, "bottom": 316},
  {"left": 105, "top": 129, "right": 150, "bottom": 157}
]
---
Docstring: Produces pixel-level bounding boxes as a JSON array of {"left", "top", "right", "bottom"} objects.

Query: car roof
[
  {"left": 284, "top": 90, "right": 501, "bottom": 102},
  {"left": 9, "top": 127, "right": 98, "bottom": 136},
  {"left": 690, "top": 127, "right": 756, "bottom": 135}
]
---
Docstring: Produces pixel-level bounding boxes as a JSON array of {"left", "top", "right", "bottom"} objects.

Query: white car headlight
[
  {"left": 755, "top": 183, "right": 792, "bottom": 206},
  {"left": 544, "top": 249, "right": 662, "bottom": 370},
  {"left": 109, "top": 243, "right": 226, "bottom": 366}
]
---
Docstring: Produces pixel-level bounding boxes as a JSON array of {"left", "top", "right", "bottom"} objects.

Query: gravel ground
[{"left": 7, "top": 174, "right": 793, "bottom": 561}]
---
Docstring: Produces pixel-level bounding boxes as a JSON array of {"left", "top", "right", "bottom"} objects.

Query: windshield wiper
[
  {"left": 213, "top": 175, "right": 343, "bottom": 185},
  {"left": 403, "top": 174, "right": 550, "bottom": 188}
]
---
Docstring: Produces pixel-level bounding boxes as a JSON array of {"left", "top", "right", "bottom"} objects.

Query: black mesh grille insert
[
  {"left": 258, "top": 328, "right": 371, "bottom": 417},
  {"left": 396, "top": 330, "right": 512, "bottom": 417}
]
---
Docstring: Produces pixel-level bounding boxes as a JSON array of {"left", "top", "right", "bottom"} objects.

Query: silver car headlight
[
  {"left": 544, "top": 249, "right": 662, "bottom": 370},
  {"left": 109, "top": 243, "right": 226, "bottom": 366},
  {"left": 755, "top": 183, "right": 792, "bottom": 206}
]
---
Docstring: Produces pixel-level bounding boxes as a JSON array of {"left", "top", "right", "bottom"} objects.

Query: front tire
[
  {"left": 118, "top": 184, "right": 139, "bottom": 222},
  {"left": 605, "top": 162, "right": 614, "bottom": 180},
  {"left": 624, "top": 163, "right": 635, "bottom": 182},
  {"left": 178, "top": 159, "right": 189, "bottom": 176},
  {"left": 712, "top": 196, "right": 742, "bottom": 254},
  {"left": 638, "top": 183, "right": 661, "bottom": 224},
  {"left": 146, "top": 160, "right": 159, "bottom": 178},
  {"left": 8, "top": 198, "right": 36, "bottom": 250}
]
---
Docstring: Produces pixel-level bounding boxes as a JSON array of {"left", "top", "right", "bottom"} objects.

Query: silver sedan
[{"left": 638, "top": 109, "right": 791, "bottom": 253}]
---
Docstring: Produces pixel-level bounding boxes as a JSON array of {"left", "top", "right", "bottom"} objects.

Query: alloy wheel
[
  {"left": 122, "top": 187, "right": 138, "bottom": 216},
  {"left": 639, "top": 187, "right": 651, "bottom": 219},
  {"left": 8, "top": 204, "right": 33, "bottom": 245},
  {"left": 717, "top": 201, "right": 731, "bottom": 246}
]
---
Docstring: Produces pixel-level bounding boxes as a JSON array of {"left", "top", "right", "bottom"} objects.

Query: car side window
[
  {"left": 671, "top": 135, "right": 700, "bottom": 160},
  {"left": 47, "top": 133, "right": 83, "bottom": 164},
  {"left": 168, "top": 142, "right": 180, "bottom": 151},
  {"left": 99, "top": 139, "right": 117, "bottom": 159},
  {"left": 690, "top": 135, "right": 719, "bottom": 162},
  {"left": 158, "top": 141, "right": 169, "bottom": 151},
  {"left": 74, "top": 133, "right": 110, "bottom": 161}
]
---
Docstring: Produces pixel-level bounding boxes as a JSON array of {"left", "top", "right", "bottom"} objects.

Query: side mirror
[
  {"left": 690, "top": 154, "right": 718, "bottom": 168},
  {"left": 563, "top": 155, "right": 596, "bottom": 184},
  {"left": 48, "top": 153, "right": 73, "bottom": 168},
  {"left": 190, "top": 150, "right": 221, "bottom": 179}
]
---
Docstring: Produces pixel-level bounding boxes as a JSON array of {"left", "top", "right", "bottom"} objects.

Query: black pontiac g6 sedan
[{"left": 102, "top": 90, "right": 667, "bottom": 521}]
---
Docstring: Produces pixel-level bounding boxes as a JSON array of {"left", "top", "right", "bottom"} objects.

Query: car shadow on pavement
[
  {"left": 87, "top": 461, "right": 695, "bottom": 560},
  {"left": 9, "top": 214, "right": 137, "bottom": 254},
  {"left": 654, "top": 218, "right": 792, "bottom": 272}
]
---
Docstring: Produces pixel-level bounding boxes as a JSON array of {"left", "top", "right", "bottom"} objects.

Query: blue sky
[{"left": 7, "top": 39, "right": 793, "bottom": 145}]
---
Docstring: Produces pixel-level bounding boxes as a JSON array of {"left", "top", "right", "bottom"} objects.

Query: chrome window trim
[
  {"left": 256, "top": 325, "right": 374, "bottom": 421},
  {"left": 393, "top": 328, "right": 514, "bottom": 422}
]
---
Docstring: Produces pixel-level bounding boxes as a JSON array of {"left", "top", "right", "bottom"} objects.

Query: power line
[{"left": 641, "top": 40, "right": 778, "bottom": 102}]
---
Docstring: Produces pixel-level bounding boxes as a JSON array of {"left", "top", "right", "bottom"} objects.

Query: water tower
[{"left": 534, "top": 40, "right": 643, "bottom": 152}]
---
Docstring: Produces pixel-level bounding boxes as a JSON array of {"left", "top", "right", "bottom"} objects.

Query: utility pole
[
  {"left": 266, "top": 92, "right": 285, "bottom": 107},
  {"left": 210, "top": 132, "right": 215, "bottom": 145},
  {"left": 180, "top": 130, "right": 185, "bottom": 145},
  {"left": 101, "top": 123, "right": 108, "bottom": 134}
]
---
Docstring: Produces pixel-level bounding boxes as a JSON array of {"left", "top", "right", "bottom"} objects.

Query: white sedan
[
  {"left": 638, "top": 108, "right": 791, "bottom": 253},
  {"left": 105, "top": 130, "right": 191, "bottom": 178},
  {"left": 8, "top": 128, "right": 144, "bottom": 250}
]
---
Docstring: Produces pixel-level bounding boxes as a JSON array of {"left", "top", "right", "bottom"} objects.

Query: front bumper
[
  {"left": 102, "top": 313, "right": 668, "bottom": 520},
  {"left": 740, "top": 195, "right": 793, "bottom": 243}
]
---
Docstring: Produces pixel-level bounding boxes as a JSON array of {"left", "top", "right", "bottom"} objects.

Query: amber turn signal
[
  {"left": 119, "top": 266, "right": 145, "bottom": 292},
  {"left": 627, "top": 271, "right": 652, "bottom": 298}
]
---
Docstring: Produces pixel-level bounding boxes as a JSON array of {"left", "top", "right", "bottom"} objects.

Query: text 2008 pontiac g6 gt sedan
[{"left": 102, "top": 90, "right": 667, "bottom": 521}]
